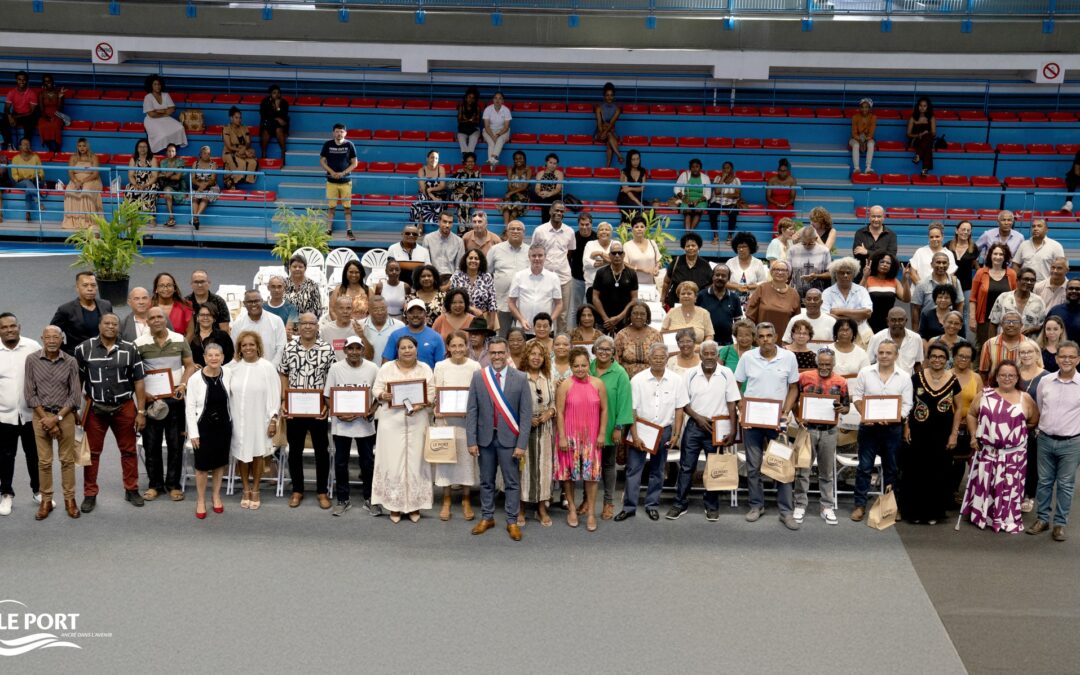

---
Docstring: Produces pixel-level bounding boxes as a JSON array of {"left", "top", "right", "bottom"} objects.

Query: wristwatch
[
  {"left": 57, "top": 414, "right": 64, "bottom": 422},
  {"left": 137, "top": 409, "right": 146, "bottom": 415}
]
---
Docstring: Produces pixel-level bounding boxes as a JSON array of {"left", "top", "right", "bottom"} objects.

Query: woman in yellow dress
[
  {"left": 222, "top": 107, "right": 257, "bottom": 189},
  {"left": 61, "top": 138, "right": 103, "bottom": 229}
]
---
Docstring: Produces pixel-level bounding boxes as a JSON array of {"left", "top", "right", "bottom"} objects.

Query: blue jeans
[
  {"left": 15, "top": 178, "right": 40, "bottom": 215},
  {"left": 332, "top": 434, "right": 375, "bottom": 504},
  {"left": 1036, "top": 434, "right": 1080, "bottom": 526},
  {"left": 855, "top": 423, "right": 901, "bottom": 507},
  {"left": 479, "top": 442, "right": 520, "bottom": 524},
  {"left": 743, "top": 426, "right": 793, "bottom": 515},
  {"left": 622, "top": 426, "right": 670, "bottom": 513},
  {"left": 673, "top": 420, "right": 721, "bottom": 512}
]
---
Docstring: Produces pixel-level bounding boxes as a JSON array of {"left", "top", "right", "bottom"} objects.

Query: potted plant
[
  {"left": 65, "top": 199, "right": 153, "bottom": 306},
  {"left": 270, "top": 203, "right": 331, "bottom": 265},
  {"left": 617, "top": 207, "right": 677, "bottom": 266}
]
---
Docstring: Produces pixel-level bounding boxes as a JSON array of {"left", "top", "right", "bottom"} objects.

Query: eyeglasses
[
  {"left": 243, "top": 299, "right": 262, "bottom": 305},
  {"left": 157, "top": 283, "right": 175, "bottom": 289},
  {"left": 403, "top": 231, "right": 419, "bottom": 237},
  {"left": 610, "top": 251, "right": 625, "bottom": 256},
  {"left": 1002, "top": 320, "right": 1022, "bottom": 326}
]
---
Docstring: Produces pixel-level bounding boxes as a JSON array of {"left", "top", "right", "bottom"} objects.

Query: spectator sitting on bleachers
[
  {"left": 594, "top": 82, "right": 623, "bottom": 167},
  {"left": 976, "top": 210, "right": 1023, "bottom": 263},
  {"left": 142, "top": 75, "right": 187, "bottom": 154},
  {"left": 222, "top": 107, "right": 257, "bottom": 190},
  {"left": 10, "top": 137, "right": 43, "bottom": 222},
  {"left": 616, "top": 149, "right": 646, "bottom": 221},
  {"left": 2, "top": 71, "right": 37, "bottom": 151},
  {"left": 1063, "top": 151, "right": 1080, "bottom": 212},
  {"left": 259, "top": 84, "right": 289, "bottom": 164},
  {"left": 158, "top": 143, "right": 187, "bottom": 228},
  {"left": 456, "top": 85, "right": 481, "bottom": 156},
  {"left": 411, "top": 150, "right": 447, "bottom": 231},
  {"left": 125, "top": 139, "right": 159, "bottom": 213},
  {"left": 189, "top": 145, "right": 220, "bottom": 231},
  {"left": 850, "top": 97, "right": 876, "bottom": 174},
  {"left": 708, "top": 161, "right": 741, "bottom": 245},
  {"left": 765, "top": 158, "right": 796, "bottom": 233},
  {"left": 502, "top": 150, "right": 531, "bottom": 225},
  {"left": 808, "top": 206, "right": 836, "bottom": 252},
  {"left": 61, "top": 137, "right": 103, "bottom": 230},
  {"left": 674, "top": 159, "right": 711, "bottom": 233},
  {"left": 909, "top": 221, "right": 958, "bottom": 280},
  {"left": 532, "top": 153, "right": 564, "bottom": 224},
  {"left": 449, "top": 152, "right": 483, "bottom": 234},
  {"left": 36, "top": 74, "right": 65, "bottom": 153},
  {"left": 906, "top": 96, "right": 936, "bottom": 178},
  {"left": 481, "top": 91, "right": 511, "bottom": 168}
]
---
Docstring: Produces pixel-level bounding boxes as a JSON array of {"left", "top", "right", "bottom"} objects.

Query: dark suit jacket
[
  {"left": 50, "top": 298, "right": 114, "bottom": 354},
  {"left": 466, "top": 366, "right": 533, "bottom": 451}
]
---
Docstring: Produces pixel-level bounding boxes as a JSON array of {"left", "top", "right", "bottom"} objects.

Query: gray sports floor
[{"left": 0, "top": 249, "right": 1076, "bottom": 674}]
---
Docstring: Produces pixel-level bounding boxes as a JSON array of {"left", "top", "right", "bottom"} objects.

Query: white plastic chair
[
  {"left": 325, "top": 247, "right": 360, "bottom": 285},
  {"left": 360, "top": 248, "right": 388, "bottom": 278},
  {"left": 216, "top": 284, "right": 248, "bottom": 320},
  {"left": 292, "top": 246, "right": 326, "bottom": 272}
]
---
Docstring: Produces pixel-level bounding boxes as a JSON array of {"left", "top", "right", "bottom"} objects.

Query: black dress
[
  {"left": 195, "top": 372, "right": 231, "bottom": 471},
  {"left": 899, "top": 371, "right": 961, "bottom": 523}
]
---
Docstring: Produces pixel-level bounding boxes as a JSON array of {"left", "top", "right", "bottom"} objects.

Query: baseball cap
[
  {"left": 405, "top": 298, "right": 427, "bottom": 312},
  {"left": 344, "top": 336, "right": 364, "bottom": 348}
]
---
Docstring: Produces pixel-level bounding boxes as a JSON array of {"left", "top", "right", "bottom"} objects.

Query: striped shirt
[{"left": 23, "top": 349, "right": 82, "bottom": 412}]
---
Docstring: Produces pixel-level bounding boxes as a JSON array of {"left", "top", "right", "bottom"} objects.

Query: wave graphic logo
[{"left": 0, "top": 600, "right": 81, "bottom": 656}]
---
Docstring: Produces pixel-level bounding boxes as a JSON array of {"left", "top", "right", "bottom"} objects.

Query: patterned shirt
[
  {"left": 278, "top": 338, "right": 335, "bottom": 390},
  {"left": 23, "top": 349, "right": 82, "bottom": 412},
  {"left": 284, "top": 278, "right": 323, "bottom": 317},
  {"left": 987, "top": 291, "right": 1047, "bottom": 334},
  {"left": 74, "top": 337, "right": 146, "bottom": 404},
  {"left": 448, "top": 271, "right": 497, "bottom": 313}
]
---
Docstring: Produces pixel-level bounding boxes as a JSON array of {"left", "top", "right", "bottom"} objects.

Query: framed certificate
[
  {"left": 330, "top": 387, "right": 370, "bottom": 417},
  {"left": 800, "top": 394, "right": 839, "bottom": 426},
  {"left": 286, "top": 389, "right": 323, "bottom": 418},
  {"left": 389, "top": 379, "right": 428, "bottom": 409},
  {"left": 741, "top": 398, "right": 783, "bottom": 429},
  {"left": 633, "top": 417, "right": 664, "bottom": 455},
  {"left": 660, "top": 330, "right": 680, "bottom": 355},
  {"left": 711, "top": 415, "right": 733, "bottom": 445},
  {"left": 571, "top": 341, "right": 594, "bottom": 359},
  {"left": 436, "top": 387, "right": 470, "bottom": 417},
  {"left": 862, "top": 395, "right": 902, "bottom": 423},
  {"left": 143, "top": 369, "right": 175, "bottom": 400}
]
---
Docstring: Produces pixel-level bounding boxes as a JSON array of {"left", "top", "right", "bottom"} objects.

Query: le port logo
[{"left": 0, "top": 599, "right": 87, "bottom": 657}]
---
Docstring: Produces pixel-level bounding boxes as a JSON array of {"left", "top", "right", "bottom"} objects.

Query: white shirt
[
  {"left": 482, "top": 104, "right": 512, "bottom": 134},
  {"left": 386, "top": 242, "right": 431, "bottom": 264},
  {"left": 319, "top": 321, "right": 360, "bottom": 361},
  {"left": 532, "top": 222, "right": 576, "bottom": 284},
  {"left": 631, "top": 368, "right": 689, "bottom": 428},
  {"left": 867, "top": 328, "right": 924, "bottom": 375},
  {"left": 360, "top": 316, "right": 404, "bottom": 367},
  {"left": 231, "top": 311, "right": 287, "bottom": 367},
  {"left": 734, "top": 347, "right": 800, "bottom": 401},
  {"left": 822, "top": 283, "right": 874, "bottom": 338},
  {"left": 908, "top": 246, "right": 957, "bottom": 280},
  {"left": 851, "top": 364, "right": 914, "bottom": 418},
  {"left": 683, "top": 364, "right": 741, "bottom": 418},
  {"left": 782, "top": 310, "right": 836, "bottom": 347},
  {"left": 508, "top": 268, "right": 562, "bottom": 328},
  {"left": 581, "top": 239, "right": 612, "bottom": 288},
  {"left": 487, "top": 241, "right": 529, "bottom": 313},
  {"left": 323, "top": 359, "right": 380, "bottom": 437},
  {"left": 725, "top": 256, "right": 768, "bottom": 287},
  {"left": 1013, "top": 237, "right": 1065, "bottom": 282},
  {"left": 0, "top": 337, "right": 41, "bottom": 424}
]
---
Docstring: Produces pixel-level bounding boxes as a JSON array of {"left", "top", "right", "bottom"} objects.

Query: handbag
[
  {"left": 703, "top": 450, "right": 739, "bottom": 491},
  {"left": 760, "top": 438, "right": 796, "bottom": 484},
  {"left": 868, "top": 486, "right": 898, "bottom": 530},
  {"left": 793, "top": 427, "right": 813, "bottom": 470},
  {"left": 91, "top": 401, "right": 124, "bottom": 417},
  {"left": 271, "top": 416, "right": 287, "bottom": 447},
  {"left": 934, "top": 134, "right": 947, "bottom": 150},
  {"left": 423, "top": 426, "right": 463, "bottom": 464},
  {"left": 55, "top": 111, "right": 72, "bottom": 127},
  {"left": 180, "top": 109, "right": 205, "bottom": 133}
]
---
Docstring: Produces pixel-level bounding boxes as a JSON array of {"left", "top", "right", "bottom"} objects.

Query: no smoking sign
[
  {"left": 1035, "top": 61, "right": 1064, "bottom": 84},
  {"left": 91, "top": 40, "right": 120, "bottom": 65}
]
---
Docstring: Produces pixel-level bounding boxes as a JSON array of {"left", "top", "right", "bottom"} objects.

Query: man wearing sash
[{"left": 466, "top": 337, "right": 533, "bottom": 541}]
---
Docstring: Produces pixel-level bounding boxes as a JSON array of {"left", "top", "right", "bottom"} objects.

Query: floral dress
[
  {"left": 613, "top": 326, "right": 662, "bottom": 379},
  {"left": 125, "top": 157, "right": 158, "bottom": 211},
  {"left": 410, "top": 169, "right": 444, "bottom": 227},
  {"left": 447, "top": 271, "right": 496, "bottom": 314},
  {"left": 961, "top": 388, "right": 1029, "bottom": 533},
  {"left": 450, "top": 167, "right": 483, "bottom": 233},
  {"left": 284, "top": 277, "right": 322, "bottom": 317},
  {"left": 190, "top": 160, "right": 220, "bottom": 201},
  {"left": 405, "top": 290, "right": 445, "bottom": 326},
  {"left": 555, "top": 375, "right": 602, "bottom": 482},
  {"left": 522, "top": 372, "right": 554, "bottom": 504},
  {"left": 503, "top": 166, "right": 531, "bottom": 220}
]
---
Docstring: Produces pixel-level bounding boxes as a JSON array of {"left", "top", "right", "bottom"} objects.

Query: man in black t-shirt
[
  {"left": 569, "top": 212, "right": 597, "bottom": 330},
  {"left": 591, "top": 241, "right": 639, "bottom": 333},
  {"left": 319, "top": 124, "right": 358, "bottom": 240}
]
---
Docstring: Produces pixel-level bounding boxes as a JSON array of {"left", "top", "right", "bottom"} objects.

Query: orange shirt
[{"left": 851, "top": 113, "right": 877, "bottom": 140}]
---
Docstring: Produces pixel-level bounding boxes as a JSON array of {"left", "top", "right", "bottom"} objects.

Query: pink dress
[
  {"left": 555, "top": 376, "right": 602, "bottom": 481},
  {"left": 961, "top": 388, "right": 1028, "bottom": 533}
]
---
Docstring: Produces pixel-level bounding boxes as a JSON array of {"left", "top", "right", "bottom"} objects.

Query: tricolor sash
[{"left": 482, "top": 367, "right": 520, "bottom": 436}]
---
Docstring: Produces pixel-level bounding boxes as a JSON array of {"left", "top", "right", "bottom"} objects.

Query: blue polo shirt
[
  {"left": 734, "top": 347, "right": 799, "bottom": 400},
  {"left": 382, "top": 325, "right": 446, "bottom": 368}
]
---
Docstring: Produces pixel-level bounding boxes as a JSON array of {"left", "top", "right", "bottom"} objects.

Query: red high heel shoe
[
  {"left": 212, "top": 505, "right": 224, "bottom": 514},
  {"left": 196, "top": 509, "right": 207, "bottom": 520}
]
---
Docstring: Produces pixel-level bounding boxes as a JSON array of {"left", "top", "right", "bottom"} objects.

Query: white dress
[
  {"left": 372, "top": 360, "right": 435, "bottom": 512},
  {"left": 143, "top": 92, "right": 188, "bottom": 153},
  {"left": 432, "top": 358, "right": 481, "bottom": 487},
  {"left": 227, "top": 358, "right": 281, "bottom": 462}
]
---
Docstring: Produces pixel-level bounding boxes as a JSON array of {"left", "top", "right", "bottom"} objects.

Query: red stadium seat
[
  {"left": 787, "top": 107, "right": 814, "bottom": 118},
  {"left": 875, "top": 109, "right": 903, "bottom": 120},
  {"left": 957, "top": 110, "right": 987, "bottom": 121},
  {"left": 736, "top": 170, "right": 764, "bottom": 182},
  {"left": 1048, "top": 112, "right": 1078, "bottom": 122},
  {"left": 678, "top": 137, "right": 705, "bottom": 148},
  {"left": 911, "top": 174, "right": 941, "bottom": 186},
  {"left": 1018, "top": 112, "right": 1047, "bottom": 122},
  {"left": 322, "top": 97, "right": 348, "bottom": 107},
  {"left": 851, "top": 172, "right": 880, "bottom": 185},
  {"left": 510, "top": 133, "right": 537, "bottom": 144},
  {"left": 513, "top": 101, "right": 539, "bottom": 113},
  {"left": 367, "top": 162, "right": 394, "bottom": 173},
  {"left": 649, "top": 168, "right": 678, "bottom": 181},
  {"left": 594, "top": 167, "right": 620, "bottom": 179},
  {"left": 377, "top": 99, "right": 404, "bottom": 109},
  {"left": 215, "top": 94, "right": 241, "bottom": 105},
  {"left": 372, "top": 129, "right": 400, "bottom": 141},
  {"left": 704, "top": 105, "right": 728, "bottom": 116},
  {"left": 349, "top": 129, "right": 372, "bottom": 140},
  {"left": 1014, "top": 210, "right": 1035, "bottom": 222},
  {"left": 199, "top": 125, "right": 224, "bottom": 136},
  {"left": 1004, "top": 176, "right": 1036, "bottom": 188},
  {"left": 997, "top": 143, "right": 1026, "bottom": 154},
  {"left": 186, "top": 93, "right": 214, "bottom": 104},
  {"left": 964, "top": 142, "right": 993, "bottom": 153},
  {"left": 1036, "top": 177, "right": 1066, "bottom": 189},
  {"left": 622, "top": 104, "right": 649, "bottom": 114},
  {"left": 918, "top": 208, "right": 945, "bottom": 219},
  {"left": 479, "top": 164, "right": 503, "bottom": 177},
  {"left": 540, "top": 103, "right": 566, "bottom": 113},
  {"left": 971, "top": 176, "right": 1002, "bottom": 188},
  {"left": 400, "top": 130, "right": 426, "bottom": 142},
  {"left": 92, "top": 121, "right": 119, "bottom": 132},
  {"left": 1057, "top": 144, "right": 1080, "bottom": 154},
  {"left": 1026, "top": 144, "right": 1055, "bottom": 154},
  {"left": 111, "top": 154, "right": 133, "bottom": 165},
  {"left": 120, "top": 122, "right": 144, "bottom": 133},
  {"left": 855, "top": 207, "right": 869, "bottom": 219},
  {"left": 564, "top": 167, "right": 592, "bottom": 178},
  {"left": 51, "top": 152, "right": 73, "bottom": 163},
  {"left": 539, "top": 133, "right": 565, "bottom": 144},
  {"left": 934, "top": 110, "right": 960, "bottom": 121},
  {"left": 568, "top": 103, "right": 593, "bottom": 113},
  {"left": 566, "top": 134, "right": 593, "bottom": 145},
  {"left": 650, "top": 136, "right": 676, "bottom": 147},
  {"left": 353, "top": 161, "right": 367, "bottom": 173},
  {"left": 258, "top": 158, "right": 283, "bottom": 170},
  {"left": 677, "top": 105, "right": 704, "bottom": 115},
  {"left": 218, "top": 190, "right": 247, "bottom": 201},
  {"left": 977, "top": 209, "right": 1001, "bottom": 220},
  {"left": 989, "top": 111, "right": 1019, "bottom": 122},
  {"left": 940, "top": 142, "right": 965, "bottom": 153},
  {"left": 881, "top": 173, "right": 911, "bottom": 185},
  {"left": 428, "top": 131, "right": 454, "bottom": 143},
  {"left": 430, "top": 100, "right": 457, "bottom": 110},
  {"left": 72, "top": 89, "right": 103, "bottom": 100},
  {"left": 623, "top": 135, "right": 649, "bottom": 146},
  {"left": 887, "top": 207, "right": 916, "bottom": 219},
  {"left": 395, "top": 162, "right": 423, "bottom": 174},
  {"left": 100, "top": 90, "right": 130, "bottom": 101},
  {"left": 349, "top": 98, "right": 377, "bottom": 108},
  {"left": 734, "top": 138, "right": 761, "bottom": 148},
  {"left": 758, "top": 107, "right": 786, "bottom": 117},
  {"left": 706, "top": 137, "right": 733, "bottom": 148},
  {"left": 875, "top": 141, "right": 906, "bottom": 152},
  {"left": 741, "top": 204, "right": 766, "bottom": 215},
  {"left": 363, "top": 194, "right": 391, "bottom": 206},
  {"left": 732, "top": 106, "right": 758, "bottom": 117},
  {"left": 240, "top": 94, "right": 262, "bottom": 105},
  {"left": 650, "top": 104, "right": 675, "bottom": 115},
  {"left": 403, "top": 100, "right": 430, "bottom": 110},
  {"left": 763, "top": 138, "right": 790, "bottom": 149},
  {"left": 246, "top": 190, "right": 277, "bottom": 202}
]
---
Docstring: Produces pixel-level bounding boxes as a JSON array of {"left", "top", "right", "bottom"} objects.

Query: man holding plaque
[
  {"left": 734, "top": 322, "right": 801, "bottom": 529},
  {"left": 465, "top": 337, "right": 533, "bottom": 541},
  {"left": 323, "top": 336, "right": 379, "bottom": 517},
  {"left": 667, "top": 340, "right": 740, "bottom": 522},
  {"left": 279, "top": 312, "right": 336, "bottom": 509},
  {"left": 793, "top": 349, "right": 849, "bottom": 525},
  {"left": 134, "top": 307, "right": 197, "bottom": 502},
  {"left": 850, "top": 339, "right": 913, "bottom": 522},
  {"left": 616, "top": 343, "right": 687, "bottom": 522}
]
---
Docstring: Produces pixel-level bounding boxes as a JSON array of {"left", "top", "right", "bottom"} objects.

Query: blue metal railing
[{"left": 326, "top": 0, "right": 1080, "bottom": 13}]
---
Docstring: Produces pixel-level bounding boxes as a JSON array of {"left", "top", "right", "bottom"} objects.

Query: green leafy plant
[
  {"left": 616, "top": 208, "right": 677, "bottom": 266},
  {"left": 270, "top": 203, "right": 331, "bottom": 265},
  {"left": 65, "top": 199, "right": 153, "bottom": 280}
]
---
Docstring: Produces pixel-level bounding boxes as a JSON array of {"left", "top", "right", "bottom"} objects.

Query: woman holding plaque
[
  {"left": 373, "top": 334, "right": 435, "bottom": 523},
  {"left": 829, "top": 318, "right": 870, "bottom": 430},
  {"left": 614, "top": 302, "right": 662, "bottom": 379},
  {"left": 185, "top": 343, "right": 231, "bottom": 519},
  {"left": 229, "top": 331, "right": 281, "bottom": 511},
  {"left": 667, "top": 328, "right": 700, "bottom": 376},
  {"left": 555, "top": 346, "right": 608, "bottom": 531},
  {"left": 433, "top": 331, "right": 480, "bottom": 521},
  {"left": 899, "top": 341, "right": 962, "bottom": 525},
  {"left": 519, "top": 339, "right": 555, "bottom": 526}
]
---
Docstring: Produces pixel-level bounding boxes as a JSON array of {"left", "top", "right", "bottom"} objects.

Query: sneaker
[
  {"left": 1021, "top": 498, "right": 1034, "bottom": 513},
  {"left": 33, "top": 492, "right": 42, "bottom": 504},
  {"left": 362, "top": 499, "right": 372, "bottom": 513},
  {"left": 705, "top": 510, "right": 720, "bottom": 522},
  {"left": 665, "top": 505, "right": 687, "bottom": 520},
  {"left": 125, "top": 490, "right": 145, "bottom": 507},
  {"left": 793, "top": 506, "right": 806, "bottom": 523},
  {"left": 1063, "top": 200, "right": 1073, "bottom": 213},
  {"left": 332, "top": 501, "right": 351, "bottom": 517},
  {"left": 369, "top": 502, "right": 384, "bottom": 517},
  {"left": 745, "top": 507, "right": 763, "bottom": 522},
  {"left": 821, "top": 508, "right": 838, "bottom": 525},
  {"left": 0, "top": 494, "right": 12, "bottom": 516},
  {"left": 780, "top": 514, "right": 801, "bottom": 530}
]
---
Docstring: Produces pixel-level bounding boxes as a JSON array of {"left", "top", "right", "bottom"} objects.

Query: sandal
[
  {"left": 567, "top": 510, "right": 579, "bottom": 528},
  {"left": 346, "top": 229, "right": 355, "bottom": 241},
  {"left": 165, "top": 217, "right": 176, "bottom": 227},
  {"left": 576, "top": 501, "right": 588, "bottom": 516},
  {"left": 192, "top": 216, "right": 200, "bottom": 230},
  {"left": 250, "top": 488, "right": 261, "bottom": 510},
  {"left": 240, "top": 490, "right": 251, "bottom": 509},
  {"left": 169, "top": 489, "right": 185, "bottom": 502},
  {"left": 587, "top": 515, "right": 597, "bottom": 532}
]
